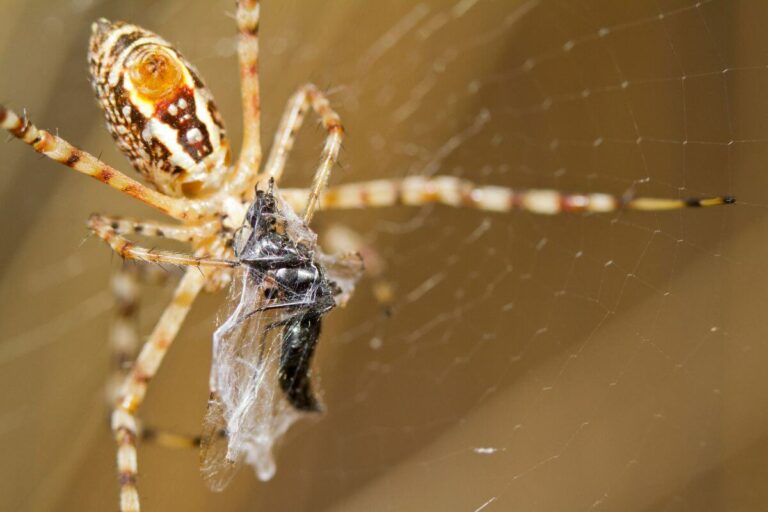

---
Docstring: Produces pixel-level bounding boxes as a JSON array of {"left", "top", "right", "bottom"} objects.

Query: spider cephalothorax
[{"left": 89, "top": 19, "right": 230, "bottom": 198}]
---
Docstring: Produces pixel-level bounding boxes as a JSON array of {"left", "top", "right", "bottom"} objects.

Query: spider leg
[
  {"left": 108, "top": 266, "right": 141, "bottom": 406},
  {"left": 258, "top": 84, "right": 343, "bottom": 223},
  {"left": 112, "top": 270, "right": 206, "bottom": 512},
  {"left": 106, "top": 264, "right": 169, "bottom": 405},
  {"left": 262, "top": 84, "right": 342, "bottom": 183},
  {"left": 279, "top": 176, "right": 735, "bottom": 215},
  {"left": 88, "top": 214, "right": 236, "bottom": 268},
  {"left": 234, "top": 0, "right": 263, "bottom": 178},
  {"left": 108, "top": 266, "right": 212, "bottom": 456},
  {"left": 140, "top": 425, "right": 227, "bottom": 450},
  {"left": 321, "top": 225, "right": 393, "bottom": 312},
  {"left": 0, "top": 105, "right": 198, "bottom": 220},
  {"left": 91, "top": 214, "right": 219, "bottom": 243},
  {"left": 142, "top": 427, "right": 201, "bottom": 449}
]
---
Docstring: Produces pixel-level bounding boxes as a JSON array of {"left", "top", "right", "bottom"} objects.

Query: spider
[{"left": 0, "top": 1, "right": 734, "bottom": 511}]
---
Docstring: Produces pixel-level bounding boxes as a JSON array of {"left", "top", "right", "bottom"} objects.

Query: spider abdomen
[{"left": 89, "top": 19, "right": 231, "bottom": 198}]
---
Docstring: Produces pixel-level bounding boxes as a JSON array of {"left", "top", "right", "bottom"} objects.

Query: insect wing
[
  {"left": 200, "top": 189, "right": 364, "bottom": 491},
  {"left": 200, "top": 263, "right": 304, "bottom": 490},
  {"left": 199, "top": 389, "right": 238, "bottom": 492},
  {"left": 317, "top": 250, "right": 364, "bottom": 307}
]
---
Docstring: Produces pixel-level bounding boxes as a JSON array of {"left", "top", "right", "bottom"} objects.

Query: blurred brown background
[{"left": 1, "top": 1, "right": 767, "bottom": 511}]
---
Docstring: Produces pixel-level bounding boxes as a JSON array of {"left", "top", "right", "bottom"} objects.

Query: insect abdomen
[{"left": 279, "top": 313, "right": 323, "bottom": 412}]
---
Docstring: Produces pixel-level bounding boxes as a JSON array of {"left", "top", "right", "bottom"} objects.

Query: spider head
[{"left": 88, "top": 19, "right": 231, "bottom": 198}]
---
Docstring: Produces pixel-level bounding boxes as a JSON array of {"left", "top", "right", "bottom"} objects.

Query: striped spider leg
[
  {"left": 0, "top": 107, "right": 196, "bottom": 220},
  {"left": 107, "top": 263, "right": 171, "bottom": 406},
  {"left": 278, "top": 176, "right": 735, "bottom": 216},
  {"left": 262, "top": 82, "right": 344, "bottom": 223}
]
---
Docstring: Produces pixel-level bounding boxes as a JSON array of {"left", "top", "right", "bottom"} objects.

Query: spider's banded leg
[
  {"left": 321, "top": 225, "right": 393, "bottom": 311},
  {"left": 279, "top": 176, "right": 735, "bottom": 215},
  {"left": 90, "top": 214, "right": 219, "bottom": 243},
  {"left": 270, "top": 85, "right": 345, "bottom": 224},
  {"left": 107, "top": 265, "right": 171, "bottom": 405},
  {"left": 112, "top": 270, "right": 205, "bottom": 512},
  {"left": 0, "top": 106, "right": 199, "bottom": 220},
  {"left": 256, "top": 83, "right": 343, "bottom": 221},
  {"left": 263, "top": 83, "right": 344, "bottom": 189},
  {"left": 88, "top": 214, "right": 236, "bottom": 268},
  {"left": 108, "top": 266, "right": 141, "bottom": 405},
  {"left": 115, "top": 423, "right": 225, "bottom": 451},
  {"left": 234, "top": 0, "right": 263, "bottom": 178},
  {"left": 140, "top": 425, "right": 226, "bottom": 450}
]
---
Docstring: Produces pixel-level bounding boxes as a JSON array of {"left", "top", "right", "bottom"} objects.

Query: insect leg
[
  {"left": 112, "top": 270, "right": 205, "bottom": 512},
  {"left": 241, "top": 298, "right": 317, "bottom": 320},
  {"left": 279, "top": 176, "right": 735, "bottom": 215},
  {"left": 0, "top": 105, "right": 198, "bottom": 220}
]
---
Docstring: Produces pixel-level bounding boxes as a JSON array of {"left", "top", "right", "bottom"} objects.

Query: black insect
[
  {"left": 201, "top": 181, "right": 362, "bottom": 489},
  {"left": 235, "top": 181, "right": 340, "bottom": 412}
]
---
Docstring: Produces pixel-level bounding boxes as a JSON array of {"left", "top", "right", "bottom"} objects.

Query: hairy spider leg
[
  {"left": 109, "top": 264, "right": 226, "bottom": 457},
  {"left": 263, "top": 83, "right": 345, "bottom": 189},
  {"left": 108, "top": 266, "right": 143, "bottom": 407},
  {"left": 278, "top": 175, "right": 735, "bottom": 215},
  {"left": 257, "top": 83, "right": 344, "bottom": 223},
  {"left": 112, "top": 270, "right": 206, "bottom": 512},
  {"left": 107, "top": 265, "right": 171, "bottom": 404},
  {"left": 0, "top": 106, "right": 203, "bottom": 220},
  {"left": 88, "top": 215, "right": 236, "bottom": 269},
  {"left": 92, "top": 215, "right": 220, "bottom": 243},
  {"left": 234, "top": 0, "right": 263, "bottom": 182}
]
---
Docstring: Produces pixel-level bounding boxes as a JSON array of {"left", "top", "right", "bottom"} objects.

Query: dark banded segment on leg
[{"left": 257, "top": 83, "right": 344, "bottom": 223}]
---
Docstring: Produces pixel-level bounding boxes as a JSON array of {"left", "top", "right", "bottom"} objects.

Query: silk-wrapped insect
[{"left": 201, "top": 181, "right": 362, "bottom": 491}]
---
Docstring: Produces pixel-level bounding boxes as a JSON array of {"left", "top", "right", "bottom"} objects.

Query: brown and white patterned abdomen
[{"left": 89, "top": 19, "right": 231, "bottom": 198}]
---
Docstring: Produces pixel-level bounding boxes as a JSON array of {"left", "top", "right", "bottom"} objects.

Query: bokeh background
[{"left": 2, "top": 1, "right": 767, "bottom": 511}]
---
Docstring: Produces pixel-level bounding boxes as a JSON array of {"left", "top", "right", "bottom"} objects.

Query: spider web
[{"left": 0, "top": 1, "right": 767, "bottom": 511}]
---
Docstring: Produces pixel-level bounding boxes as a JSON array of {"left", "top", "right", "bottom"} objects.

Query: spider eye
[{"left": 128, "top": 48, "right": 182, "bottom": 99}]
